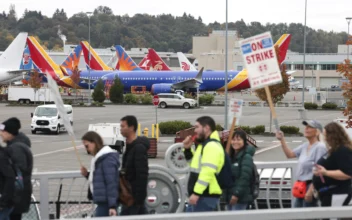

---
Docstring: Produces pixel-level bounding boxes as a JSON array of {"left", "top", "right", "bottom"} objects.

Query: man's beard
[{"left": 196, "top": 131, "right": 206, "bottom": 143}]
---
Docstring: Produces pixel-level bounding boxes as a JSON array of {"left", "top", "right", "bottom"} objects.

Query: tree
[
  {"left": 338, "top": 35, "right": 352, "bottom": 127},
  {"left": 254, "top": 46, "right": 290, "bottom": 104},
  {"left": 28, "top": 70, "right": 43, "bottom": 104},
  {"left": 109, "top": 77, "right": 124, "bottom": 103},
  {"left": 92, "top": 79, "right": 106, "bottom": 103},
  {"left": 69, "top": 66, "right": 81, "bottom": 101}
]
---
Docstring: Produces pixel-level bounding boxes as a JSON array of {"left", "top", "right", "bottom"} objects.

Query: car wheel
[
  {"left": 55, "top": 125, "right": 60, "bottom": 135},
  {"left": 31, "top": 130, "right": 36, "bottom": 134},
  {"left": 183, "top": 102, "right": 190, "bottom": 109},
  {"left": 160, "top": 102, "right": 167, "bottom": 109}
]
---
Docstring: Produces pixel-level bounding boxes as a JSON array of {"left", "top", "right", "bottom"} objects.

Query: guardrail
[{"left": 30, "top": 159, "right": 298, "bottom": 220}]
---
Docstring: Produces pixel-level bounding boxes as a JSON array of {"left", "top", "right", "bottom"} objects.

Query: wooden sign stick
[
  {"left": 226, "top": 117, "right": 237, "bottom": 154},
  {"left": 264, "top": 86, "right": 280, "bottom": 131},
  {"left": 70, "top": 136, "right": 83, "bottom": 167}
]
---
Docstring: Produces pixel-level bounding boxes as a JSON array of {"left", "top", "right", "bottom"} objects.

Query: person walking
[
  {"left": 183, "top": 116, "right": 225, "bottom": 212},
  {"left": 0, "top": 118, "right": 33, "bottom": 220},
  {"left": 313, "top": 122, "right": 352, "bottom": 208},
  {"left": 80, "top": 131, "right": 120, "bottom": 217},
  {"left": 225, "top": 130, "right": 255, "bottom": 211},
  {"left": 120, "top": 116, "right": 149, "bottom": 215},
  {"left": 0, "top": 145, "right": 16, "bottom": 220},
  {"left": 276, "top": 120, "right": 327, "bottom": 207}
]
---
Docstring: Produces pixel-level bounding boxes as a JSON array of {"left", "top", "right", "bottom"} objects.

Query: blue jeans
[
  {"left": 0, "top": 207, "right": 13, "bottom": 220},
  {"left": 294, "top": 198, "right": 317, "bottom": 208},
  {"left": 186, "top": 197, "right": 219, "bottom": 212},
  {"left": 227, "top": 203, "right": 248, "bottom": 211},
  {"left": 95, "top": 203, "right": 116, "bottom": 217}
]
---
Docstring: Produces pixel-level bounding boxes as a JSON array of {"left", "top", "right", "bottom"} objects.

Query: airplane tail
[
  {"left": 148, "top": 49, "right": 171, "bottom": 71},
  {"left": 26, "top": 36, "right": 63, "bottom": 78},
  {"left": 177, "top": 52, "right": 197, "bottom": 71},
  {"left": 274, "top": 34, "right": 291, "bottom": 64},
  {"left": 20, "top": 46, "right": 40, "bottom": 71},
  {"left": 60, "top": 44, "right": 83, "bottom": 73},
  {"left": 138, "top": 54, "right": 150, "bottom": 70},
  {"left": 81, "top": 41, "right": 112, "bottom": 71},
  {"left": 115, "top": 45, "right": 142, "bottom": 71},
  {"left": 0, "top": 32, "right": 28, "bottom": 70}
]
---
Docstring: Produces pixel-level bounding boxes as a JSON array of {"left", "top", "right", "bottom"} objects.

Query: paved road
[{"left": 0, "top": 103, "right": 336, "bottom": 172}]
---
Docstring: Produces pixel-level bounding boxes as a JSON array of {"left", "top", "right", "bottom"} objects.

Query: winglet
[{"left": 195, "top": 67, "right": 204, "bottom": 83}]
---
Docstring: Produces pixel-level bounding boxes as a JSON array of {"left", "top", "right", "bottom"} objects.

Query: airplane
[
  {"left": 89, "top": 34, "right": 292, "bottom": 94},
  {"left": 0, "top": 32, "right": 29, "bottom": 84},
  {"left": 177, "top": 52, "right": 197, "bottom": 71},
  {"left": 80, "top": 41, "right": 113, "bottom": 71},
  {"left": 26, "top": 36, "right": 101, "bottom": 89}
]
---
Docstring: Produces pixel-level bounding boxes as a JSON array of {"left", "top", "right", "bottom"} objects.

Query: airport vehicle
[
  {"left": 0, "top": 32, "right": 29, "bottom": 84},
  {"left": 87, "top": 123, "right": 125, "bottom": 154},
  {"left": 30, "top": 104, "right": 73, "bottom": 135},
  {"left": 157, "top": 93, "right": 196, "bottom": 109},
  {"left": 8, "top": 86, "right": 55, "bottom": 103}
]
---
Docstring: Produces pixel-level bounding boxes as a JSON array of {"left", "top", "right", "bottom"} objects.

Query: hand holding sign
[{"left": 240, "top": 32, "right": 283, "bottom": 131}]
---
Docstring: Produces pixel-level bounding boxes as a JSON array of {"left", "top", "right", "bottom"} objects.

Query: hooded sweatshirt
[{"left": 122, "top": 136, "right": 150, "bottom": 205}]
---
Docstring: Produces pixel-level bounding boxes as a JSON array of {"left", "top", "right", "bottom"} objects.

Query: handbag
[
  {"left": 292, "top": 181, "right": 307, "bottom": 199},
  {"left": 119, "top": 173, "right": 134, "bottom": 207}
]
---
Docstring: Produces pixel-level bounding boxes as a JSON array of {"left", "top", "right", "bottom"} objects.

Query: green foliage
[
  {"left": 239, "top": 126, "right": 251, "bottom": 134},
  {"left": 280, "top": 126, "right": 300, "bottom": 134},
  {"left": 124, "top": 94, "right": 138, "bottom": 104},
  {"left": 92, "top": 79, "right": 106, "bottom": 103},
  {"left": 184, "top": 93, "right": 194, "bottom": 99},
  {"left": 322, "top": 102, "right": 337, "bottom": 109},
  {"left": 79, "top": 102, "right": 84, "bottom": 106},
  {"left": 199, "top": 94, "right": 214, "bottom": 105},
  {"left": 251, "top": 125, "right": 265, "bottom": 135},
  {"left": 216, "top": 124, "right": 224, "bottom": 131},
  {"left": 159, "top": 120, "right": 193, "bottom": 134},
  {"left": 140, "top": 94, "right": 152, "bottom": 104},
  {"left": 109, "top": 78, "right": 124, "bottom": 103},
  {"left": 304, "top": 102, "right": 318, "bottom": 109},
  {"left": 0, "top": 7, "right": 348, "bottom": 52}
]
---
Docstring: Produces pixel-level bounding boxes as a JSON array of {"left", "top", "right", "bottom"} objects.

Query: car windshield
[{"left": 35, "top": 107, "right": 58, "bottom": 117}]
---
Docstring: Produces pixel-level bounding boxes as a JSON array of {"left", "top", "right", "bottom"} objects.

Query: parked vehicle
[
  {"left": 8, "top": 86, "right": 55, "bottom": 103},
  {"left": 30, "top": 104, "right": 73, "bottom": 135},
  {"left": 158, "top": 93, "right": 196, "bottom": 109}
]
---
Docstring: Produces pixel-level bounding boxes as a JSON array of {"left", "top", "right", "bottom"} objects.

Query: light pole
[
  {"left": 302, "top": 0, "right": 307, "bottom": 111},
  {"left": 86, "top": 11, "right": 93, "bottom": 105},
  {"left": 346, "top": 17, "right": 352, "bottom": 60},
  {"left": 224, "top": 0, "right": 229, "bottom": 129}
]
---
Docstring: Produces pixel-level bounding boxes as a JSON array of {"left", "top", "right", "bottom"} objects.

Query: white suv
[{"left": 158, "top": 93, "right": 196, "bottom": 109}]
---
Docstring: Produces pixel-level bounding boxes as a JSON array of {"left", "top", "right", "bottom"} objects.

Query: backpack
[
  {"left": 239, "top": 151, "right": 260, "bottom": 200},
  {"left": 6, "top": 152, "right": 24, "bottom": 205},
  {"left": 201, "top": 139, "right": 234, "bottom": 189}
]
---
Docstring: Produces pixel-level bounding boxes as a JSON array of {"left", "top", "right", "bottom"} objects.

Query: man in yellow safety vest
[{"left": 183, "top": 116, "right": 225, "bottom": 212}]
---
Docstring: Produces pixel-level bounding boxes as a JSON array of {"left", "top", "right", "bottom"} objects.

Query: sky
[{"left": 1, "top": 0, "right": 351, "bottom": 33}]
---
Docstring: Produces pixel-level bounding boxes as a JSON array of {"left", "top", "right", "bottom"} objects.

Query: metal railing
[{"left": 30, "top": 160, "right": 298, "bottom": 220}]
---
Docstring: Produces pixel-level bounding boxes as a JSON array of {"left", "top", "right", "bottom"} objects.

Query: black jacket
[
  {"left": 6, "top": 132, "right": 33, "bottom": 214},
  {"left": 122, "top": 136, "right": 149, "bottom": 205},
  {"left": 0, "top": 147, "right": 16, "bottom": 209}
]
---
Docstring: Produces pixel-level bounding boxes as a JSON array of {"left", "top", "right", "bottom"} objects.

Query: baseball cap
[{"left": 302, "top": 120, "right": 323, "bottom": 132}]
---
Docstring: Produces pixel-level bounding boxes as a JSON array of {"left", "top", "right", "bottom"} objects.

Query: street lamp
[
  {"left": 346, "top": 17, "right": 352, "bottom": 60},
  {"left": 224, "top": 0, "right": 229, "bottom": 129},
  {"left": 301, "top": 0, "right": 308, "bottom": 116},
  {"left": 86, "top": 11, "right": 93, "bottom": 105}
]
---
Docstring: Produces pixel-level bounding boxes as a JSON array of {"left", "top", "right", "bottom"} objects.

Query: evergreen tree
[
  {"left": 109, "top": 77, "right": 124, "bottom": 103},
  {"left": 92, "top": 79, "right": 106, "bottom": 103}
]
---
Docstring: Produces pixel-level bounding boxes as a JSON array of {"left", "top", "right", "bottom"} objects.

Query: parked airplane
[
  {"left": 90, "top": 34, "right": 291, "bottom": 94},
  {"left": 0, "top": 32, "right": 29, "bottom": 84},
  {"left": 177, "top": 52, "right": 197, "bottom": 71},
  {"left": 81, "top": 41, "right": 113, "bottom": 71}
]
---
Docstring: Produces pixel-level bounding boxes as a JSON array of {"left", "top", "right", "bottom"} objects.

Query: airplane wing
[
  {"left": 286, "top": 71, "right": 296, "bottom": 75},
  {"left": 7, "top": 70, "right": 31, "bottom": 74},
  {"left": 172, "top": 68, "right": 204, "bottom": 89}
]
